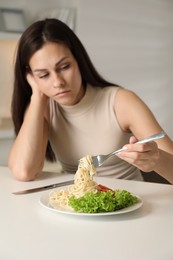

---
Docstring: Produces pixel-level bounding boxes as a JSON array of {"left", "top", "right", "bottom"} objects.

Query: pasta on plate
[
  {"left": 49, "top": 155, "right": 98, "bottom": 209},
  {"left": 49, "top": 155, "right": 140, "bottom": 213}
]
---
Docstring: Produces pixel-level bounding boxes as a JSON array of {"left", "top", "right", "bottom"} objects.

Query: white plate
[{"left": 39, "top": 190, "right": 143, "bottom": 217}]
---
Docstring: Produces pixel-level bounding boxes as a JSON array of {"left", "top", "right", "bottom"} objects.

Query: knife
[{"left": 12, "top": 179, "right": 74, "bottom": 195}]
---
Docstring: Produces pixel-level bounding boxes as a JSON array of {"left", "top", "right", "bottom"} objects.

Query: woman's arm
[
  {"left": 8, "top": 75, "right": 49, "bottom": 181},
  {"left": 115, "top": 88, "right": 173, "bottom": 184}
]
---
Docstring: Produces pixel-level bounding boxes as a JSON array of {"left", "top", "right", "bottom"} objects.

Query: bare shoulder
[
  {"left": 115, "top": 87, "right": 141, "bottom": 103},
  {"left": 115, "top": 88, "right": 147, "bottom": 121},
  {"left": 114, "top": 88, "right": 161, "bottom": 135}
]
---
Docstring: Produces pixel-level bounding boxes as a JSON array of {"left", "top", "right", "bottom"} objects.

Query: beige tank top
[{"left": 49, "top": 85, "right": 143, "bottom": 181}]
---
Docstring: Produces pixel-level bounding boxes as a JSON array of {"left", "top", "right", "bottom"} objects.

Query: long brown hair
[{"left": 12, "top": 18, "right": 118, "bottom": 161}]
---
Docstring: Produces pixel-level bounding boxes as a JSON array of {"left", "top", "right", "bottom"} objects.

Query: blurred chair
[{"left": 141, "top": 171, "right": 171, "bottom": 184}]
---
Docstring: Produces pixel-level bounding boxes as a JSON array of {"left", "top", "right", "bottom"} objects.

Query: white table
[{"left": 0, "top": 166, "right": 173, "bottom": 260}]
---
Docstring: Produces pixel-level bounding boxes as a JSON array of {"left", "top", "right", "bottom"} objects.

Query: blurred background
[{"left": 0, "top": 0, "right": 173, "bottom": 167}]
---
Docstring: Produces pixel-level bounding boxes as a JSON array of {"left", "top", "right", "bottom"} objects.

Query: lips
[{"left": 54, "top": 90, "right": 71, "bottom": 97}]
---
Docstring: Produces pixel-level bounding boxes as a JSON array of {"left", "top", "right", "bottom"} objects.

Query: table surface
[{"left": 0, "top": 166, "right": 173, "bottom": 260}]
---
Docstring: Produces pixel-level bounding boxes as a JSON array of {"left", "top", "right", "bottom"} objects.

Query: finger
[
  {"left": 125, "top": 141, "right": 157, "bottom": 154},
  {"left": 129, "top": 136, "right": 138, "bottom": 144},
  {"left": 118, "top": 149, "right": 150, "bottom": 161},
  {"left": 117, "top": 142, "right": 158, "bottom": 161},
  {"left": 26, "top": 73, "right": 36, "bottom": 87}
]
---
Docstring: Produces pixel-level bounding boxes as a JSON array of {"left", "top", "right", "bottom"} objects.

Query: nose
[{"left": 53, "top": 73, "right": 65, "bottom": 88}]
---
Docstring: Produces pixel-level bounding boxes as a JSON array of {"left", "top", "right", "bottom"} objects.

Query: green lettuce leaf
[{"left": 68, "top": 190, "right": 139, "bottom": 213}]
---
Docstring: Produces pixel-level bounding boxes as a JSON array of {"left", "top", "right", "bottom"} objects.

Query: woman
[{"left": 8, "top": 18, "right": 173, "bottom": 183}]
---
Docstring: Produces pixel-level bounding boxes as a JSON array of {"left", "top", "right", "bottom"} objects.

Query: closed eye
[
  {"left": 39, "top": 73, "right": 49, "bottom": 78},
  {"left": 58, "top": 63, "right": 71, "bottom": 71}
]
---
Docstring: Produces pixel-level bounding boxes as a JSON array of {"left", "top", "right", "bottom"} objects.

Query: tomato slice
[{"left": 98, "top": 184, "right": 112, "bottom": 192}]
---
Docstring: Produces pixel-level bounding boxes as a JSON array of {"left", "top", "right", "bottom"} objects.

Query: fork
[{"left": 91, "top": 131, "right": 166, "bottom": 167}]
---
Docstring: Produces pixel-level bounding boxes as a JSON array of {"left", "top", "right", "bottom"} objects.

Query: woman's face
[{"left": 29, "top": 42, "right": 84, "bottom": 106}]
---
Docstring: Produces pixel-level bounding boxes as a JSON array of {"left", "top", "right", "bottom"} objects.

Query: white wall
[{"left": 0, "top": 0, "right": 77, "bottom": 25}]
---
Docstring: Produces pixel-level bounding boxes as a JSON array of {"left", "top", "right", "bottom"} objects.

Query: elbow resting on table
[{"left": 8, "top": 162, "right": 41, "bottom": 181}]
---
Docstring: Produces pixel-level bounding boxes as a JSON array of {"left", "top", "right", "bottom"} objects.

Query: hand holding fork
[{"left": 91, "top": 131, "right": 165, "bottom": 167}]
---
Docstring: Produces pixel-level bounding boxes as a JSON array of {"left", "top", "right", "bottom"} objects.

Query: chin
[{"left": 54, "top": 98, "right": 73, "bottom": 106}]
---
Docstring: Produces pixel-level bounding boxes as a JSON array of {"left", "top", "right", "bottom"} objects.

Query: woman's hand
[
  {"left": 26, "top": 73, "right": 48, "bottom": 103},
  {"left": 117, "top": 136, "right": 160, "bottom": 172}
]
